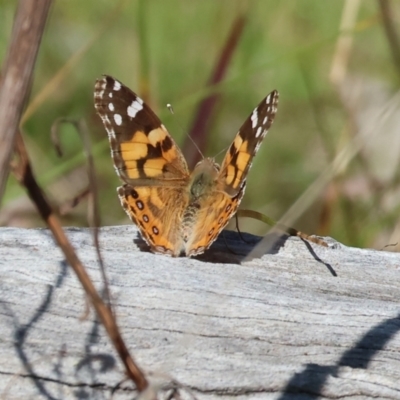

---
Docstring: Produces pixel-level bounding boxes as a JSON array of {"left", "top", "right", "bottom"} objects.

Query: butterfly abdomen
[{"left": 182, "top": 202, "right": 200, "bottom": 241}]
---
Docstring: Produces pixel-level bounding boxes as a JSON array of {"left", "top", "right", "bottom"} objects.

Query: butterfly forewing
[
  {"left": 94, "top": 75, "right": 189, "bottom": 184},
  {"left": 219, "top": 90, "right": 279, "bottom": 196}
]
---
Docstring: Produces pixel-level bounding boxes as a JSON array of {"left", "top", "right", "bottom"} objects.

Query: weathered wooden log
[{"left": 1, "top": 226, "right": 400, "bottom": 399}]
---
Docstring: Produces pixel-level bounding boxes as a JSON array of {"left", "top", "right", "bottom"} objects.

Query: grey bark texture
[{"left": 1, "top": 226, "right": 400, "bottom": 399}]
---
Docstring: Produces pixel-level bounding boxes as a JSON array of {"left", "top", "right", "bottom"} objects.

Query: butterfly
[{"left": 94, "top": 75, "right": 278, "bottom": 257}]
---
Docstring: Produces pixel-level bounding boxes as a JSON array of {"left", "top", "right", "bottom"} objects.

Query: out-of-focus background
[{"left": 1, "top": 0, "right": 399, "bottom": 250}]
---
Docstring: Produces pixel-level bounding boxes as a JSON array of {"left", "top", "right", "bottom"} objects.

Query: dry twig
[{"left": 0, "top": 0, "right": 52, "bottom": 206}]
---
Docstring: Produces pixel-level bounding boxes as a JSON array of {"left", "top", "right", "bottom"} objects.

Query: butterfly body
[{"left": 94, "top": 75, "right": 278, "bottom": 257}]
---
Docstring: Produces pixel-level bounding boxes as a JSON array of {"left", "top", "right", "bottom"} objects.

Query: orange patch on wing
[
  {"left": 233, "top": 134, "right": 244, "bottom": 151},
  {"left": 232, "top": 177, "right": 241, "bottom": 189},
  {"left": 232, "top": 170, "right": 245, "bottom": 189},
  {"left": 236, "top": 151, "right": 251, "bottom": 173},
  {"left": 124, "top": 163, "right": 140, "bottom": 179},
  {"left": 143, "top": 158, "right": 167, "bottom": 177},
  {"left": 225, "top": 164, "right": 236, "bottom": 186},
  {"left": 132, "top": 131, "right": 151, "bottom": 144},
  {"left": 148, "top": 127, "right": 167, "bottom": 145},
  {"left": 120, "top": 142, "right": 148, "bottom": 160}
]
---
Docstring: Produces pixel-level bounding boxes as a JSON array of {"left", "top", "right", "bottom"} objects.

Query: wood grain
[{"left": 1, "top": 226, "right": 400, "bottom": 399}]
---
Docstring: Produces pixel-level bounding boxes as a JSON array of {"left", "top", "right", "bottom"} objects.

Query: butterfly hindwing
[
  {"left": 186, "top": 188, "right": 245, "bottom": 256},
  {"left": 118, "top": 184, "right": 187, "bottom": 255}
]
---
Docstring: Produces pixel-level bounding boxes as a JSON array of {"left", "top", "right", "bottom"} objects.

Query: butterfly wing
[
  {"left": 94, "top": 75, "right": 190, "bottom": 256},
  {"left": 118, "top": 185, "right": 188, "bottom": 256},
  {"left": 186, "top": 91, "right": 279, "bottom": 255},
  {"left": 94, "top": 75, "right": 189, "bottom": 185},
  {"left": 185, "top": 190, "right": 243, "bottom": 256},
  {"left": 218, "top": 90, "right": 279, "bottom": 196}
]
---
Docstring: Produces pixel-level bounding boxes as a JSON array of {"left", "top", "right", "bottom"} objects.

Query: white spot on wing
[
  {"left": 114, "top": 114, "right": 122, "bottom": 126},
  {"left": 255, "top": 126, "right": 263, "bottom": 138},
  {"left": 251, "top": 109, "right": 258, "bottom": 129},
  {"left": 266, "top": 94, "right": 271, "bottom": 103},
  {"left": 263, "top": 116, "right": 268, "bottom": 124},
  {"left": 108, "top": 103, "right": 115, "bottom": 111},
  {"left": 127, "top": 99, "right": 144, "bottom": 118},
  {"left": 108, "top": 92, "right": 113, "bottom": 98},
  {"left": 113, "top": 80, "right": 122, "bottom": 91}
]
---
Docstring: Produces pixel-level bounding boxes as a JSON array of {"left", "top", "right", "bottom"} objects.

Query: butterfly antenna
[
  {"left": 214, "top": 145, "right": 229, "bottom": 160},
  {"left": 166, "top": 103, "right": 205, "bottom": 160}
]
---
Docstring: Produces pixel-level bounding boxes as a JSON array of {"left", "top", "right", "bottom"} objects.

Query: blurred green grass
[{"left": 1, "top": 0, "right": 399, "bottom": 250}]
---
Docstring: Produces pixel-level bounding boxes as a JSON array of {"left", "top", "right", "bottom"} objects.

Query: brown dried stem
[
  {"left": 237, "top": 209, "right": 328, "bottom": 247},
  {"left": 0, "top": 0, "right": 52, "bottom": 207}
]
